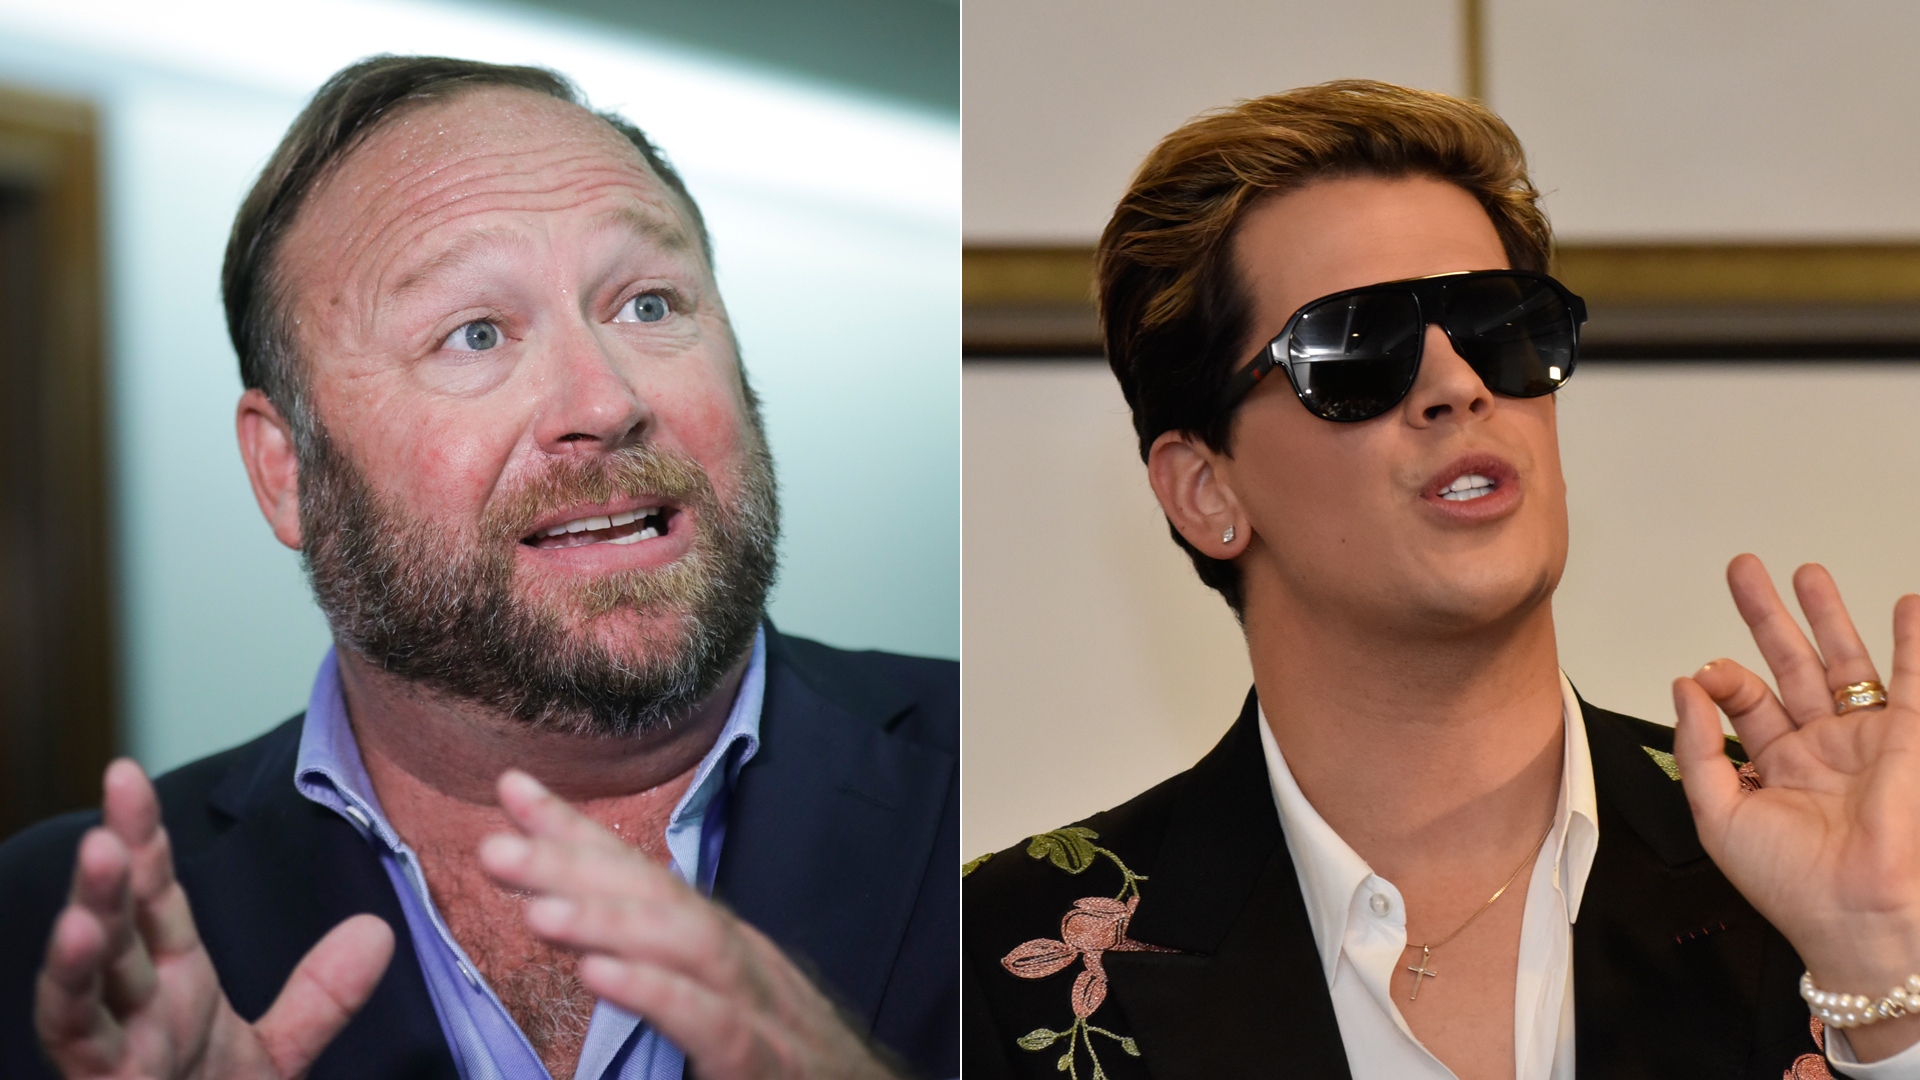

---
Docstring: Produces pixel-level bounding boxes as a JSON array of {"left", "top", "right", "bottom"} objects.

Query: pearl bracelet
[{"left": 1801, "top": 971, "right": 1920, "bottom": 1028}]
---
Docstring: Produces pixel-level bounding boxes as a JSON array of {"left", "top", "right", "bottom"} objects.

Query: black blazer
[
  {"left": 964, "top": 691, "right": 1822, "bottom": 1079},
  {"left": 0, "top": 626, "right": 958, "bottom": 1080}
]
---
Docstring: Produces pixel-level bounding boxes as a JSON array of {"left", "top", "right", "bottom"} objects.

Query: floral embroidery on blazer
[{"left": 998, "top": 827, "right": 1174, "bottom": 1079}]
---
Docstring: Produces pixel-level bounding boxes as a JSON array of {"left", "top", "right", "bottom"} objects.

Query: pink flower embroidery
[
  {"left": 1004, "top": 828, "right": 1168, "bottom": 1079},
  {"left": 1002, "top": 895, "right": 1170, "bottom": 1018}
]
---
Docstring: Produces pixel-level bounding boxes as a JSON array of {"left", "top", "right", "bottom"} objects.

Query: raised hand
[
  {"left": 478, "top": 770, "right": 898, "bottom": 1080},
  {"left": 34, "top": 759, "right": 395, "bottom": 1080},
  {"left": 1673, "top": 555, "right": 1920, "bottom": 1063}
]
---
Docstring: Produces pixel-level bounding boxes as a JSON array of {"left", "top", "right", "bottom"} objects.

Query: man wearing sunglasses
[{"left": 964, "top": 80, "right": 1920, "bottom": 1079}]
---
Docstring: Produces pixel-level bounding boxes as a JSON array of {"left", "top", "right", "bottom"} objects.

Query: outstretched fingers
[
  {"left": 576, "top": 954, "right": 755, "bottom": 1071},
  {"left": 526, "top": 893, "right": 735, "bottom": 989},
  {"left": 100, "top": 759, "right": 201, "bottom": 962},
  {"left": 495, "top": 770, "right": 624, "bottom": 852},
  {"left": 1725, "top": 555, "right": 1836, "bottom": 723},
  {"left": 1889, "top": 594, "right": 1920, "bottom": 712},
  {"left": 1673, "top": 676, "right": 1747, "bottom": 854},
  {"left": 1793, "top": 563, "right": 1886, "bottom": 704},
  {"left": 254, "top": 913, "right": 395, "bottom": 1079},
  {"left": 1689, "top": 657, "right": 1796, "bottom": 757},
  {"left": 34, "top": 904, "right": 121, "bottom": 1068}
]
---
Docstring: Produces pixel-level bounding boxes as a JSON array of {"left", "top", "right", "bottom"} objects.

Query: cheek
[
  {"left": 341, "top": 395, "right": 520, "bottom": 520},
  {"left": 634, "top": 364, "right": 754, "bottom": 479},
  {"left": 1229, "top": 404, "right": 1375, "bottom": 538}
]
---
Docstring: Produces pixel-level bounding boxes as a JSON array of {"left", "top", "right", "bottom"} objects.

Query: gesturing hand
[
  {"left": 479, "top": 770, "right": 899, "bottom": 1080},
  {"left": 34, "top": 759, "right": 395, "bottom": 1080},
  {"left": 1673, "top": 555, "right": 1920, "bottom": 1063}
]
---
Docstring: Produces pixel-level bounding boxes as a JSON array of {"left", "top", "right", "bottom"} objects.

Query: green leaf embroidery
[
  {"left": 962, "top": 852, "right": 993, "bottom": 877},
  {"left": 1056, "top": 1051, "right": 1072, "bottom": 1071},
  {"left": 1027, "top": 827, "right": 1101, "bottom": 873},
  {"left": 1641, "top": 745, "right": 1682, "bottom": 781},
  {"left": 1120, "top": 1037, "right": 1140, "bottom": 1056},
  {"left": 1018, "top": 1027, "right": 1063, "bottom": 1050}
]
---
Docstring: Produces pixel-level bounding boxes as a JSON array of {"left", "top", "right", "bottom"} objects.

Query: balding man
[{"left": 0, "top": 56, "right": 956, "bottom": 1080}]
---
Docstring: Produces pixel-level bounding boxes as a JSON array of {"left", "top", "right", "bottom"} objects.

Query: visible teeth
[
  {"left": 540, "top": 509, "right": 663, "bottom": 538},
  {"left": 1440, "top": 473, "right": 1496, "bottom": 501},
  {"left": 605, "top": 523, "right": 662, "bottom": 546}
]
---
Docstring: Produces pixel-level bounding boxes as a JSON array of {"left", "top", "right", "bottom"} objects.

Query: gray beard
[{"left": 297, "top": 426, "right": 779, "bottom": 738}]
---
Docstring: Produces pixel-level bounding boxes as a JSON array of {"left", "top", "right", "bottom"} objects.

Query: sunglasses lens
[
  {"left": 1287, "top": 292, "right": 1422, "bottom": 421},
  {"left": 1443, "top": 277, "right": 1577, "bottom": 395}
]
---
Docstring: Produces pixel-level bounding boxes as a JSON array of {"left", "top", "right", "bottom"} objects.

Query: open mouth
[
  {"left": 1438, "top": 473, "right": 1497, "bottom": 502},
  {"left": 521, "top": 507, "right": 675, "bottom": 549}
]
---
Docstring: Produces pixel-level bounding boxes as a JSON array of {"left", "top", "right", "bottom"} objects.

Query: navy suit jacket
[{"left": 0, "top": 627, "right": 958, "bottom": 1079}]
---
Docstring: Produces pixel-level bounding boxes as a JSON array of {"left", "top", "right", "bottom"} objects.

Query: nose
[
  {"left": 531, "top": 321, "right": 652, "bottom": 455},
  {"left": 1403, "top": 323, "right": 1492, "bottom": 425}
]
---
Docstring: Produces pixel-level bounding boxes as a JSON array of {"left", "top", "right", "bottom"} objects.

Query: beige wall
[
  {"left": 1491, "top": 0, "right": 1920, "bottom": 240},
  {"left": 965, "top": 0, "right": 1920, "bottom": 243},
  {"left": 962, "top": 0, "right": 1461, "bottom": 243},
  {"left": 962, "top": 362, "right": 1920, "bottom": 858}
]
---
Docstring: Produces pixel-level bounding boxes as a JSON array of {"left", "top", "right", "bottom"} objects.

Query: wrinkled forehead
[{"left": 279, "top": 86, "right": 701, "bottom": 317}]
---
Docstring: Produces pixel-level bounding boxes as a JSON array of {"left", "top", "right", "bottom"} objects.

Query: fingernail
[
  {"left": 528, "top": 896, "right": 576, "bottom": 930},
  {"left": 500, "top": 770, "right": 549, "bottom": 800},
  {"left": 480, "top": 834, "right": 531, "bottom": 867}
]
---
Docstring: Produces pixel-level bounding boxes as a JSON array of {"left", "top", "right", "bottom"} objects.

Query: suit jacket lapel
[
  {"left": 715, "top": 628, "right": 956, "bottom": 1026},
  {"left": 186, "top": 720, "right": 458, "bottom": 1080},
  {"left": 1101, "top": 693, "right": 1353, "bottom": 1080},
  {"left": 1574, "top": 700, "right": 1817, "bottom": 1079}
]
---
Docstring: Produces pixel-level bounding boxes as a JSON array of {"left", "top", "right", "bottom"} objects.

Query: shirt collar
[
  {"left": 1257, "top": 671, "right": 1601, "bottom": 983},
  {"left": 293, "top": 626, "right": 767, "bottom": 871}
]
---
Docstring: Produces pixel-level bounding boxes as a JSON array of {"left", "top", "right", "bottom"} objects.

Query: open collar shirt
[
  {"left": 1256, "top": 671, "right": 1918, "bottom": 1080},
  {"left": 291, "top": 628, "right": 766, "bottom": 1080}
]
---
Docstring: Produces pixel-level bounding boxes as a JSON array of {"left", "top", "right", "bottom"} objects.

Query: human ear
[
  {"left": 1146, "top": 430, "right": 1249, "bottom": 559},
  {"left": 236, "top": 389, "right": 304, "bottom": 551}
]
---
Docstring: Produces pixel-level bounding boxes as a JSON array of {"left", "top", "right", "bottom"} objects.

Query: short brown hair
[
  {"left": 222, "top": 55, "right": 710, "bottom": 453},
  {"left": 1097, "top": 79, "right": 1553, "bottom": 613}
]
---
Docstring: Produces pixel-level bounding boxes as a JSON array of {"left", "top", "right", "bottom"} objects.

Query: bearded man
[{"left": 0, "top": 56, "right": 956, "bottom": 1080}]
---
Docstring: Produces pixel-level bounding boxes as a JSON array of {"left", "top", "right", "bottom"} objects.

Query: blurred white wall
[
  {"left": 961, "top": 0, "right": 1920, "bottom": 857},
  {"left": 0, "top": 0, "right": 958, "bottom": 775}
]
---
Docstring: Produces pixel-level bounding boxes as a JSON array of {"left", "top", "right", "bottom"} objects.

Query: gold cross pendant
[{"left": 1406, "top": 945, "right": 1439, "bottom": 1001}]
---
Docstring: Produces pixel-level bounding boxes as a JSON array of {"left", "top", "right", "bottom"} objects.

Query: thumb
[
  {"left": 254, "top": 914, "right": 394, "bottom": 1078},
  {"left": 1672, "top": 676, "right": 1745, "bottom": 858}
]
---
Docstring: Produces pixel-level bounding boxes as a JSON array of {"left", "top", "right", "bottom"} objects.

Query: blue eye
[
  {"left": 444, "top": 320, "right": 501, "bottom": 352},
  {"left": 629, "top": 292, "right": 669, "bottom": 322}
]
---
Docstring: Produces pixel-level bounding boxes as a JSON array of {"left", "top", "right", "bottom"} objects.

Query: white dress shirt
[{"left": 1256, "top": 672, "right": 1920, "bottom": 1079}]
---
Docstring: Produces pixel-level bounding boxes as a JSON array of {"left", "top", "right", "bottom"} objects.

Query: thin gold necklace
[{"left": 1402, "top": 821, "right": 1554, "bottom": 1001}]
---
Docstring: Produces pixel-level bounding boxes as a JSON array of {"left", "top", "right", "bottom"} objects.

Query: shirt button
[
  {"left": 460, "top": 962, "right": 480, "bottom": 987},
  {"left": 1369, "top": 893, "right": 1391, "bottom": 915}
]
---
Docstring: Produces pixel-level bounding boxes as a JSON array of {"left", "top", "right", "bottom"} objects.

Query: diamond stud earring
[{"left": 1222, "top": 526, "right": 1235, "bottom": 544}]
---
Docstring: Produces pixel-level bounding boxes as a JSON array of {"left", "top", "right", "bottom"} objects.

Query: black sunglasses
[{"left": 1219, "top": 269, "right": 1588, "bottom": 423}]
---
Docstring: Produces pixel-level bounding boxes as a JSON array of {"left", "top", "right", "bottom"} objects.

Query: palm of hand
[
  {"left": 1713, "top": 708, "right": 1920, "bottom": 940},
  {"left": 35, "top": 760, "right": 393, "bottom": 1080},
  {"left": 1675, "top": 555, "right": 1920, "bottom": 1045}
]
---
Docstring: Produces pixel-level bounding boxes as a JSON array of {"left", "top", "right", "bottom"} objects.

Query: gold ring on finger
[{"left": 1834, "top": 680, "right": 1888, "bottom": 715}]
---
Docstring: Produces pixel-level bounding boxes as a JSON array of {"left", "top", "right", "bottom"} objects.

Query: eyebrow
[{"left": 588, "top": 204, "right": 693, "bottom": 253}]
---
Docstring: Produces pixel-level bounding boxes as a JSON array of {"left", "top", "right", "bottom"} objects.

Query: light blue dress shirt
[{"left": 292, "top": 629, "right": 766, "bottom": 1080}]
